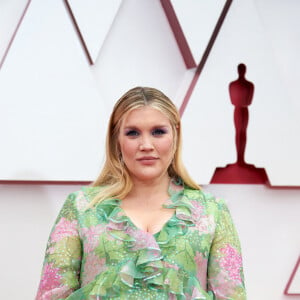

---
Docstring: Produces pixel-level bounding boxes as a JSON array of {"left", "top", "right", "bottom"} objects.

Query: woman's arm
[
  {"left": 207, "top": 199, "right": 246, "bottom": 300},
  {"left": 36, "top": 192, "right": 82, "bottom": 300}
]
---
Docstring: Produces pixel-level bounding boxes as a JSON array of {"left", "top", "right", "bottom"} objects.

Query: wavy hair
[{"left": 89, "top": 87, "right": 200, "bottom": 207}]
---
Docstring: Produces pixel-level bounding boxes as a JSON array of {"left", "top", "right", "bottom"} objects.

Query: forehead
[{"left": 120, "top": 106, "right": 171, "bottom": 127}]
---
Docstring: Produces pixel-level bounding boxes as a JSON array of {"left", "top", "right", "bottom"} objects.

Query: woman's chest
[
  {"left": 78, "top": 215, "right": 215, "bottom": 258},
  {"left": 120, "top": 206, "right": 176, "bottom": 235}
]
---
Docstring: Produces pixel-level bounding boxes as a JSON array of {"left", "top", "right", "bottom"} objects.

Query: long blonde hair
[{"left": 89, "top": 87, "right": 200, "bottom": 207}]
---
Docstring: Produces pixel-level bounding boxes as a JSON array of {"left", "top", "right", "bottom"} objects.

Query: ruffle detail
[
  {"left": 69, "top": 183, "right": 214, "bottom": 299},
  {"left": 105, "top": 200, "right": 164, "bottom": 291}
]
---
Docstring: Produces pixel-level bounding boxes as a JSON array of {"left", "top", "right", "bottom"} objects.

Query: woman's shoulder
[
  {"left": 81, "top": 185, "right": 103, "bottom": 196},
  {"left": 62, "top": 185, "right": 103, "bottom": 208},
  {"left": 183, "top": 186, "right": 228, "bottom": 211}
]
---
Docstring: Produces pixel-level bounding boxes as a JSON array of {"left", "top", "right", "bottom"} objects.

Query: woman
[{"left": 36, "top": 87, "right": 246, "bottom": 299}]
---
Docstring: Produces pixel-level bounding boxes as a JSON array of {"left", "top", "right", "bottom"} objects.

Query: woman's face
[{"left": 118, "top": 106, "right": 174, "bottom": 184}]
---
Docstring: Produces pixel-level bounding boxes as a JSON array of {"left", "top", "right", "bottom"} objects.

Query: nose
[{"left": 139, "top": 135, "right": 154, "bottom": 151}]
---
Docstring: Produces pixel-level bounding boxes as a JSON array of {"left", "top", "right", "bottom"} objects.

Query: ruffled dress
[{"left": 36, "top": 181, "right": 246, "bottom": 300}]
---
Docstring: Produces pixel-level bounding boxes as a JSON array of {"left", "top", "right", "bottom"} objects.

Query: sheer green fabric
[{"left": 36, "top": 181, "right": 246, "bottom": 299}]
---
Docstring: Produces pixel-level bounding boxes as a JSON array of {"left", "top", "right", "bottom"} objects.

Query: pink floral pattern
[
  {"left": 219, "top": 244, "right": 243, "bottom": 284},
  {"left": 195, "top": 251, "right": 208, "bottom": 289},
  {"left": 190, "top": 200, "right": 204, "bottom": 221},
  {"left": 36, "top": 185, "right": 246, "bottom": 300},
  {"left": 126, "top": 226, "right": 159, "bottom": 251},
  {"left": 80, "top": 224, "right": 105, "bottom": 253},
  {"left": 75, "top": 191, "right": 90, "bottom": 210},
  {"left": 194, "top": 214, "right": 216, "bottom": 234},
  {"left": 36, "top": 263, "right": 61, "bottom": 297},
  {"left": 82, "top": 253, "right": 106, "bottom": 285},
  {"left": 50, "top": 217, "right": 78, "bottom": 243},
  {"left": 209, "top": 273, "right": 235, "bottom": 300}
]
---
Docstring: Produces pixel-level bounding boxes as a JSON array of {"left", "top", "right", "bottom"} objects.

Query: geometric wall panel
[
  {"left": 284, "top": 256, "right": 300, "bottom": 295},
  {"left": 0, "top": 0, "right": 299, "bottom": 185},
  {"left": 181, "top": 0, "right": 300, "bottom": 186},
  {"left": 0, "top": 0, "right": 107, "bottom": 181},
  {"left": 65, "top": 0, "right": 122, "bottom": 64},
  {"left": 246, "top": 0, "right": 300, "bottom": 186},
  {"left": 170, "top": 0, "right": 226, "bottom": 65},
  {"left": 0, "top": 0, "right": 187, "bottom": 181},
  {"left": 0, "top": 0, "right": 30, "bottom": 67},
  {"left": 161, "top": 0, "right": 228, "bottom": 107},
  {"left": 91, "top": 0, "right": 188, "bottom": 114}
]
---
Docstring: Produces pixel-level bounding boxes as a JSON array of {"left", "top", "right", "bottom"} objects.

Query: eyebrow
[{"left": 123, "top": 124, "right": 170, "bottom": 130}]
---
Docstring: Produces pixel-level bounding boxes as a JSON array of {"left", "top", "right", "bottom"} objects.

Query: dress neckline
[
  {"left": 118, "top": 178, "right": 185, "bottom": 236},
  {"left": 118, "top": 205, "right": 176, "bottom": 236},
  {"left": 80, "top": 181, "right": 208, "bottom": 299}
]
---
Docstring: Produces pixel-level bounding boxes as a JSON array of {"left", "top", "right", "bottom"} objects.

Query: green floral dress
[{"left": 36, "top": 181, "right": 246, "bottom": 299}]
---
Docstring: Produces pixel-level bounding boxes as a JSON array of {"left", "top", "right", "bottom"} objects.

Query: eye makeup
[
  {"left": 124, "top": 129, "right": 139, "bottom": 137},
  {"left": 123, "top": 126, "right": 170, "bottom": 137},
  {"left": 151, "top": 127, "right": 169, "bottom": 136}
]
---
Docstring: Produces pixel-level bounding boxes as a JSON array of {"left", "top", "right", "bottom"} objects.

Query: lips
[
  {"left": 136, "top": 156, "right": 158, "bottom": 165},
  {"left": 137, "top": 156, "right": 158, "bottom": 161}
]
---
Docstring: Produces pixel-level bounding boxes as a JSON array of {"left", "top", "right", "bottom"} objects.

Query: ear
[{"left": 175, "top": 123, "right": 180, "bottom": 137}]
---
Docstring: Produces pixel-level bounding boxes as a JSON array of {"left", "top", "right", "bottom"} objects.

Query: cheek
[
  {"left": 157, "top": 137, "right": 174, "bottom": 155},
  {"left": 119, "top": 139, "right": 137, "bottom": 157}
]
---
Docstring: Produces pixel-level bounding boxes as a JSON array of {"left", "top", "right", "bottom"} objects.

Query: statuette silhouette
[
  {"left": 211, "top": 63, "right": 268, "bottom": 183},
  {"left": 230, "top": 63, "right": 254, "bottom": 165}
]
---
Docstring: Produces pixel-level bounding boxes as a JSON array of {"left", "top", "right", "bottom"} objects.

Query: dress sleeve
[
  {"left": 207, "top": 199, "right": 247, "bottom": 300},
  {"left": 36, "top": 192, "right": 82, "bottom": 300}
]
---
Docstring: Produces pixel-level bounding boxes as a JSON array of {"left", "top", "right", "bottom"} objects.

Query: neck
[{"left": 128, "top": 174, "right": 170, "bottom": 198}]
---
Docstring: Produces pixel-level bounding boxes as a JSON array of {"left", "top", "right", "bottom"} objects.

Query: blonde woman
[{"left": 36, "top": 87, "right": 246, "bottom": 299}]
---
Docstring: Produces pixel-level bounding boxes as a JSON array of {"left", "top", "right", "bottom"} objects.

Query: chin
[{"left": 131, "top": 171, "right": 168, "bottom": 183}]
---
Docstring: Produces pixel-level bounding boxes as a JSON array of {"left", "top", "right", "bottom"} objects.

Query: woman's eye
[
  {"left": 152, "top": 128, "right": 167, "bottom": 136},
  {"left": 125, "top": 130, "right": 139, "bottom": 137}
]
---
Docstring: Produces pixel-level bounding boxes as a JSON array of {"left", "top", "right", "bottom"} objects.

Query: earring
[{"left": 118, "top": 151, "right": 124, "bottom": 165}]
